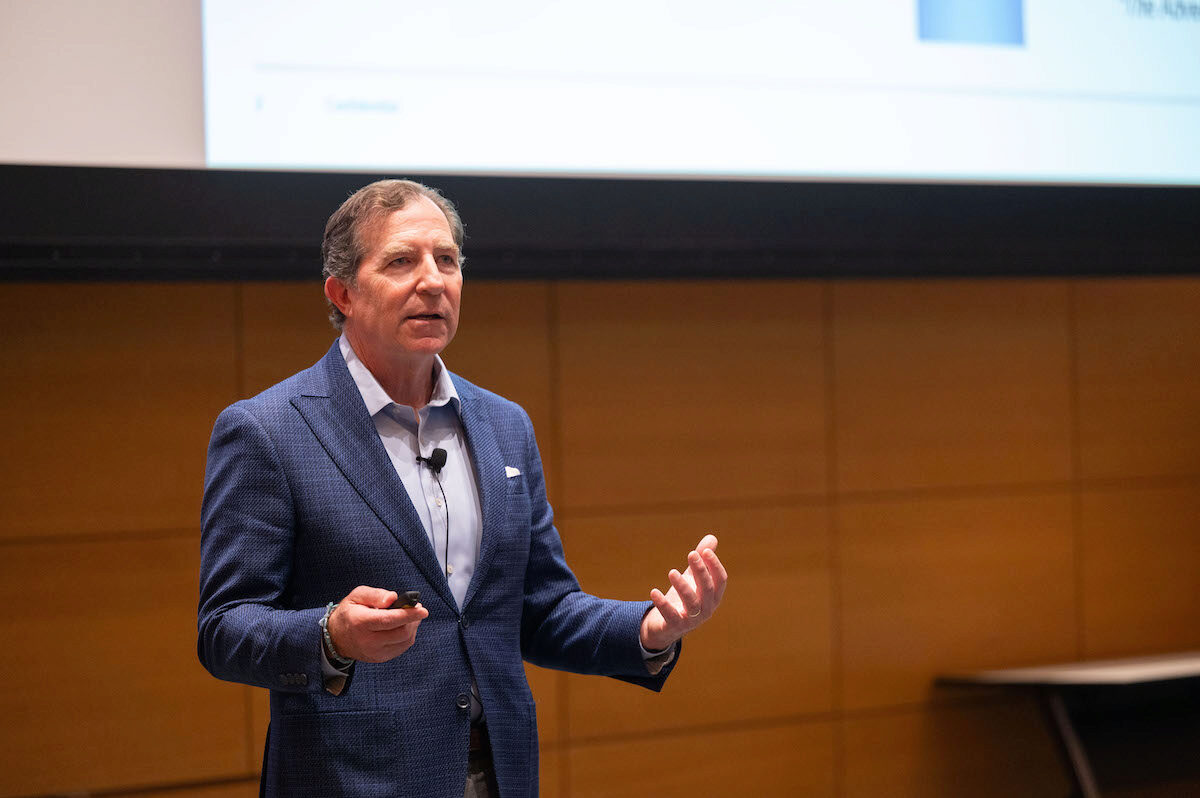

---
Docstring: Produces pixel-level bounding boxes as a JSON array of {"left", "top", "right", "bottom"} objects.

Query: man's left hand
[{"left": 640, "top": 534, "right": 728, "bottom": 652}]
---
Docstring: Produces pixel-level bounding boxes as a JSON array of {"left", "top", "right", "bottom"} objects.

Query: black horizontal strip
[{"left": 3, "top": 242, "right": 1197, "bottom": 282}]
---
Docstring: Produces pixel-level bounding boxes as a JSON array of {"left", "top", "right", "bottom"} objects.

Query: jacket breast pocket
[
  {"left": 505, "top": 470, "right": 528, "bottom": 494},
  {"left": 505, "top": 474, "right": 531, "bottom": 518}
]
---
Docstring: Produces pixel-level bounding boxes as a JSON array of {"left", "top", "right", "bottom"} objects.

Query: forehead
[{"left": 362, "top": 196, "right": 456, "bottom": 252}]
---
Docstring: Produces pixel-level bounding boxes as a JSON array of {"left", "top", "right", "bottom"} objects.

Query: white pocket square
[{"left": 505, "top": 466, "right": 521, "bottom": 478}]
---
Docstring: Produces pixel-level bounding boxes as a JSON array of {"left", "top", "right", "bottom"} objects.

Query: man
[{"left": 198, "top": 179, "right": 727, "bottom": 798}]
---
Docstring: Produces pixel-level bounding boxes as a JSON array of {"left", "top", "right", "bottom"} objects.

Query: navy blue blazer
[{"left": 199, "top": 342, "right": 676, "bottom": 797}]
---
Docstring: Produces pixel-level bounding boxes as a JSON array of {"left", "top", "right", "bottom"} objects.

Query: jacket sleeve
[
  {"left": 515, "top": 409, "right": 680, "bottom": 690},
  {"left": 197, "top": 403, "right": 332, "bottom": 694}
]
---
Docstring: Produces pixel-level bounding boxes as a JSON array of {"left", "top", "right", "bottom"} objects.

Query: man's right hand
[{"left": 327, "top": 585, "right": 429, "bottom": 663}]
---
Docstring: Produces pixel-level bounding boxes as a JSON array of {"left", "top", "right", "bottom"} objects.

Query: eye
[{"left": 437, "top": 254, "right": 459, "bottom": 267}]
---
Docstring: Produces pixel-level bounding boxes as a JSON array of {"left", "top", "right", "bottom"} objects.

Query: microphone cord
[
  {"left": 417, "top": 449, "right": 451, "bottom": 582},
  {"left": 432, "top": 470, "right": 450, "bottom": 580},
  {"left": 418, "top": 451, "right": 451, "bottom": 581}
]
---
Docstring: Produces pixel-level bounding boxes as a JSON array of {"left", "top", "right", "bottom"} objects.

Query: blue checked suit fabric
[{"left": 199, "top": 342, "right": 677, "bottom": 797}]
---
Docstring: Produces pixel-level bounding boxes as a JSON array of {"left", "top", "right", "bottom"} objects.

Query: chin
[{"left": 400, "top": 339, "right": 449, "bottom": 355}]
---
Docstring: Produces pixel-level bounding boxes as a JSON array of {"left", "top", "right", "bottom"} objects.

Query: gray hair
[{"left": 321, "top": 179, "right": 465, "bottom": 329}]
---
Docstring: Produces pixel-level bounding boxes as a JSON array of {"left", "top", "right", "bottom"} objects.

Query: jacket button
[
  {"left": 460, "top": 617, "right": 469, "bottom": 630},
  {"left": 456, "top": 693, "right": 471, "bottom": 710}
]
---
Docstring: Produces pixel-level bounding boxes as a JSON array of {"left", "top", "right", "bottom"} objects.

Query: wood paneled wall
[{"left": 3, "top": 276, "right": 1200, "bottom": 797}]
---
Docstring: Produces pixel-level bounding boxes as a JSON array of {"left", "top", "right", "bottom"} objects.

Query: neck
[
  {"left": 378, "top": 359, "right": 437, "bottom": 411},
  {"left": 345, "top": 331, "right": 437, "bottom": 410}
]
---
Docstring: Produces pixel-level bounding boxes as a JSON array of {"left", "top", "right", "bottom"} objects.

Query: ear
[{"left": 324, "top": 276, "right": 353, "bottom": 319}]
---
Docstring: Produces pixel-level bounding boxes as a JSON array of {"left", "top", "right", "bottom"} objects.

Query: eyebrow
[
  {"left": 379, "top": 242, "right": 460, "bottom": 263},
  {"left": 382, "top": 245, "right": 418, "bottom": 261}
]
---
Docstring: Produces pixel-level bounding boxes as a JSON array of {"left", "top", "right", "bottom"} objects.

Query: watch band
[{"left": 320, "top": 602, "right": 355, "bottom": 668}]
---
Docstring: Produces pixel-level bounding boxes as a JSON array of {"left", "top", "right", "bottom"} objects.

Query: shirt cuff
[
  {"left": 320, "top": 631, "right": 353, "bottom": 695},
  {"left": 640, "top": 639, "right": 677, "bottom": 675}
]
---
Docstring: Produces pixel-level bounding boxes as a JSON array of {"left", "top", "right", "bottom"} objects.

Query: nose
[{"left": 414, "top": 254, "right": 445, "bottom": 294}]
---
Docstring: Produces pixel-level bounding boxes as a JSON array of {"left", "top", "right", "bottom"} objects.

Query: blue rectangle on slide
[{"left": 918, "top": 0, "right": 1025, "bottom": 46}]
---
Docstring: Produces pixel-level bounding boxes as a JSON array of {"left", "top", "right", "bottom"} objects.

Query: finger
[
  {"left": 376, "top": 606, "right": 428, "bottom": 630},
  {"left": 352, "top": 625, "right": 412, "bottom": 663},
  {"left": 689, "top": 550, "right": 716, "bottom": 605},
  {"left": 650, "top": 587, "right": 685, "bottom": 624},
  {"left": 701, "top": 548, "right": 728, "bottom": 598},
  {"left": 361, "top": 634, "right": 416, "bottom": 663},
  {"left": 383, "top": 604, "right": 429, "bottom": 622},
  {"left": 696, "top": 534, "right": 719, "bottom": 554},
  {"left": 668, "top": 568, "right": 702, "bottom": 619},
  {"left": 368, "top": 622, "right": 421, "bottom": 654},
  {"left": 377, "top": 622, "right": 420, "bottom": 648},
  {"left": 344, "top": 585, "right": 399, "bottom": 609},
  {"left": 359, "top": 606, "right": 428, "bottom": 631},
  {"left": 375, "top": 640, "right": 416, "bottom": 659}
]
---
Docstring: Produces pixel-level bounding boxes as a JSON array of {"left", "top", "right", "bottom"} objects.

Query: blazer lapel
[
  {"left": 291, "top": 344, "right": 455, "bottom": 610},
  {"left": 454, "top": 378, "right": 507, "bottom": 612}
]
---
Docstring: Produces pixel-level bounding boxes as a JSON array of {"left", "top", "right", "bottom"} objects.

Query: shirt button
[
  {"left": 447, "top": 563, "right": 455, "bottom": 574},
  {"left": 456, "top": 693, "right": 471, "bottom": 710},
  {"left": 435, "top": 497, "right": 443, "bottom": 507}
]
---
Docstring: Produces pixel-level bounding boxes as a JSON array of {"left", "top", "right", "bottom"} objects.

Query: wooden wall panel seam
[
  {"left": 1076, "top": 474, "right": 1200, "bottom": 492},
  {"left": 1066, "top": 281, "right": 1087, "bottom": 660},
  {"left": 822, "top": 282, "right": 847, "bottom": 798},
  {"left": 234, "top": 281, "right": 247, "bottom": 400},
  {"left": 564, "top": 711, "right": 841, "bottom": 748},
  {"left": 0, "top": 527, "right": 201, "bottom": 547},
  {"left": 545, "top": 281, "right": 572, "bottom": 761},
  {"left": 835, "top": 480, "right": 1077, "bottom": 505},
  {"left": 242, "top": 687, "right": 256, "bottom": 778},
  {"left": 46, "top": 773, "right": 262, "bottom": 798},
  {"left": 556, "top": 493, "right": 833, "bottom": 520},
  {"left": 544, "top": 280, "right": 573, "bottom": 798}
]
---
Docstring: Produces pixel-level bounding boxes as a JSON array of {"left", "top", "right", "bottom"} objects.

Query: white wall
[{"left": 0, "top": 0, "right": 204, "bottom": 168}]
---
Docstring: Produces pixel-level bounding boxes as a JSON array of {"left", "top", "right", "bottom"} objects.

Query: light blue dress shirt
[
  {"left": 319, "top": 337, "right": 484, "bottom": 700},
  {"left": 339, "top": 336, "right": 482, "bottom": 609},
  {"left": 322, "top": 336, "right": 668, "bottom": 690}
]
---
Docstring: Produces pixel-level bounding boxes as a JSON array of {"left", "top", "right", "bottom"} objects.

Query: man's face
[{"left": 328, "top": 197, "right": 463, "bottom": 365}]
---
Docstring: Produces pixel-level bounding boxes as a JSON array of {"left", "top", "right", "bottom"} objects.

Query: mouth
[{"left": 406, "top": 313, "right": 444, "bottom": 322}]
